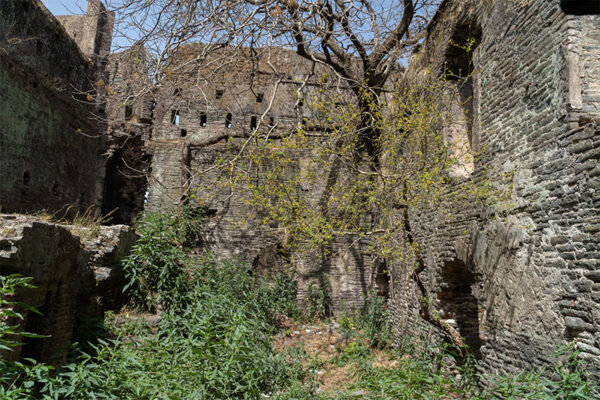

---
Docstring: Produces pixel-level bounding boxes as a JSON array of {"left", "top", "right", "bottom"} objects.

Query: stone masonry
[
  {"left": 0, "top": 214, "right": 134, "bottom": 364},
  {"left": 0, "top": 0, "right": 113, "bottom": 216},
  {"left": 0, "top": 0, "right": 135, "bottom": 365},
  {"left": 390, "top": 0, "right": 600, "bottom": 385}
]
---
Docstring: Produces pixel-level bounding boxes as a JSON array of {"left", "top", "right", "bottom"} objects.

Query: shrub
[
  {"left": 122, "top": 206, "right": 205, "bottom": 310},
  {"left": 357, "top": 290, "right": 391, "bottom": 349},
  {"left": 0, "top": 275, "right": 53, "bottom": 400},
  {"left": 304, "top": 273, "right": 330, "bottom": 321}
]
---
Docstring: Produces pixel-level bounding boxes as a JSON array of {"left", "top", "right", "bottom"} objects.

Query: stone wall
[
  {"left": 0, "top": 0, "right": 138, "bottom": 366},
  {"left": 0, "top": 214, "right": 134, "bottom": 364},
  {"left": 144, "top": 46, "right": 373, "bottom": 311},
  {"left": 0, "top": 0, "right": 110, "bottom": 215},
  {"left": 55, "top": 0, "right": 114, "bottom": 65},
  {"left": 102, "top": 46, "right": 153, "bottom": 224},
  {"left": 393, "top": 0, "right": 600, "bottom": 385}
]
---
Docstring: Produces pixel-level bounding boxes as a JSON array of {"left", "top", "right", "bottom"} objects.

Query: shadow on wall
[
  {"left": 437, "top": 258, "right": 482, "bottom": 358},
  {"left": 443, "top": 20, "right": 482, "bottom": 179}
]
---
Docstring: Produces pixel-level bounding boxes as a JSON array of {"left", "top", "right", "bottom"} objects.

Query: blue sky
[{"left": 42, "top": 0, "right": 87, "bottom": 16}]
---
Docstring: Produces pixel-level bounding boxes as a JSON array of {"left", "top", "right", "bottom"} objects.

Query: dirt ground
[{"left": 272, "top": 317, "right": 398, "bottom": 394}]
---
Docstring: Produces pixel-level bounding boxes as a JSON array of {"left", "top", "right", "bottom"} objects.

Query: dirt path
[{"left": 273, "top": 318, "right": 400, "bottom": 396}]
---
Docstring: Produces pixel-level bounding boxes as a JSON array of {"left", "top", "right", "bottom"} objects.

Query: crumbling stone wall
[
  {"left": 145, "top": 46, "right": 373, "bottom": 311},
  {"left": 102, "top": 46, "right": 153, "bottom": 223},
  {"left": 0, "top": 0, "right": 140, "bottom": 366},
  {"left": 55, "top": 0, "right": 114, "bottom": 67},
  {"left": 393, "top": 0, "right": 600, "bottom": 385},
  {"left": 0, "top": 0, "right": 111, "bottom": 215},
  {"left": 0, "top": 214, "right": 134, "bottom": 364}
]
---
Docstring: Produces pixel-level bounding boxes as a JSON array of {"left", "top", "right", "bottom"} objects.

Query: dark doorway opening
[{"left": 438, "top": 259, "right": 482, "bottom": 358}]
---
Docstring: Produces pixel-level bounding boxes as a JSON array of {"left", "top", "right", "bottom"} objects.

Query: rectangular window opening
[
  {"left": 171, "top": 110, "right": 180, "bottom": 126},
  {"left": 250, "top": 116, "right": 257, "bottom": 130},
  {"left": 200, "top": 113, "right": 207, "bottom": 127},
  {"left": 180, "top": 129, "right": 187, "bottom": 138},
  {"left": 216, "top": 89, "right": 224, "bottom": 99},
  {"left": 225, "top": 113, "right": 232, "bottom": 129},
  {"left": 256, "top": 93, "right": 264, "bottom": 103},
  {"left": 125, "top": 105, "right": 133, "bottom": 120}
]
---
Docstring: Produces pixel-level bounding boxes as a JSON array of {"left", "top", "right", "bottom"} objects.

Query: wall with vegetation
[
  {"left": 145, "top": 47, "right": 374, "bottom": 312},
  {"left": 393, "top": 0, "right": 600, "bottom": 385}
]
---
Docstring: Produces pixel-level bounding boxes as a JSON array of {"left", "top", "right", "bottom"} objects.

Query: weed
[
  {"left": 476, "top": 343, "right": 596, "bottom": 400},
  {"left": 0, "top": 275, "right": 54, "bottom": 400},
  {"left": 122, "top": 205, "right": 205, "bottom": 310},
  {"left": 265, "top": 271, "right": 300, "bottom": 321},
  {"left": 304, "top": 273, "right": 330, "bottom": 322},
  {"left": 356, "top": 289, "right": 391, "bottom": 349}
]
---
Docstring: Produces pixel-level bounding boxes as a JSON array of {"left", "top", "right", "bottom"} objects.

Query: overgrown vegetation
[
  {"left": 1, "top": 210, "right": 596, "bottom": 399},
  {"left": 122, "top": 206, "right": 205, "bottom": 309},
  {"left": 0, "top": 275, "right": 54, "bottom": 399}
]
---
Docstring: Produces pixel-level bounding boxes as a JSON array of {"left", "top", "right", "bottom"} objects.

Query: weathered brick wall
[
  {"left": 145, "top": 46, "right": 374, "bottom": 311},
  {"left": 0, "top": 214, "right": 135, "bottom": 364},
  {"left": 394, "top": 0, "right": 600, "bottom": 385},
  {"left": 0, "top": 0, "right": 108, "bottom": 215},
  {"left": 101, "top": 47, "right": 153, "bottom": 224},
  {"left": 55, "top": 0, "right": 114, "bottom": 64}
]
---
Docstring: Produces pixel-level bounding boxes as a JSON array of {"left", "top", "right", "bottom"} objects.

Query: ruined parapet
[
  {"left": 0, "top": 0, "right": 110, "bottom": 216},
  {"left": 101, "top": 46, "right": 153, "bottom": 224},
  {"left": 396, "top": 0, "right": 600, "bottom": 385},
  {"left": 55, "top": 0, "right": 114, "bottom": 66},
  {"left": 0, "top": 214, "right": 134, "bottom": 364}
]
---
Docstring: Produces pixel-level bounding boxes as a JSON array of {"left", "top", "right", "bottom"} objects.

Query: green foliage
[
  {"left": 0, "top": 275, "right": 54, "bottom": 399},
  {"left": 475, "top": 343, "right": 596, "bottom": 400},
  {"left": 37, "top": 256, "right": 306, "bottom": 399},
  {"left": 331, "top": 340, "right": 371, "bottom": 367},
  {"left": 3, "top": 262, "right": 597, "bottom": 399},
  {"left": 222, "top": 76, "right": 509, "bottom": 281},
  {"left": 267, "top": 271, "right": 300, "bottom": 320},
  {"left": 357, "top": 290, "right": 391, "bottom": 349},
  {"left": 303, "top": 273, "right": 330, "bottom": 322},
  {"left": 347, "top": 351, "right": 463, "bottom": 399},
  {"left": 338, "top": 313, "right": 357, "bottom": 343},
  {"left": 318, "top": 341, "right": 596, "bottom": 400},
  {"left": 122, "top": 205, "right": 205, "bottom": 309}
]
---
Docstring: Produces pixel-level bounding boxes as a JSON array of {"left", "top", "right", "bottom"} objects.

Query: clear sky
[{"left": 42, "top": 0, "right": 88, "bottom": 16}]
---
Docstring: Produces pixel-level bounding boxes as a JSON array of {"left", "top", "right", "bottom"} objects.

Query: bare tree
[
  {"left": 107, "top": 0, "right": 439, "bottom": 155},
  {"left": 103, "top": 0, "right": 488, "bottom": 353}
]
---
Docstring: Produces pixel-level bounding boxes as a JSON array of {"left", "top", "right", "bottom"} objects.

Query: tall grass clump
[
  {"left": 357, "top": 290, "right": 391, "bottom": 349},
  {"left": 122, "top": 206, "right": 205, "bottom": 309}
]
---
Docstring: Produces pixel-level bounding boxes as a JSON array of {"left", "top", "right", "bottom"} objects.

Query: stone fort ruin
[{"left": 0, "top": 0, "right": 599, "bottom": 385}]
